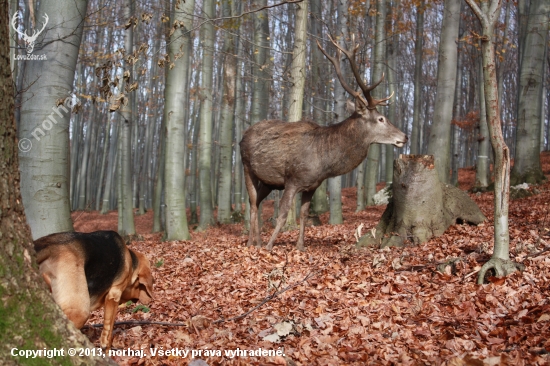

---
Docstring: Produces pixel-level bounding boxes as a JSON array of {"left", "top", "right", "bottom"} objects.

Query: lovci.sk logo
[{"left": 11, "top": 12, "right": 48, "bottom": 60}]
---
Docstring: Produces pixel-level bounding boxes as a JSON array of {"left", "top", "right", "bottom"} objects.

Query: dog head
[{"left": 121, "top": 250, "right": 154, "bottom": 305}]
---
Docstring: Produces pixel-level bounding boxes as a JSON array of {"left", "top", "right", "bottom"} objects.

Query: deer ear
[{"left": 354, "top": 97, "right": 368, "bottom": 113}]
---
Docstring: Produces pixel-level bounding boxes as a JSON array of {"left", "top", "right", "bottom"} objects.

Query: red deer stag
[{"left": 240, "top": 36, "right": 408, "bottom": 251}]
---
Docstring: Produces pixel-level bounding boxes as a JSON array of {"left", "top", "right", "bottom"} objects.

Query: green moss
[{"left": 0, "top": 287, "right": 73, "bottom": 366}]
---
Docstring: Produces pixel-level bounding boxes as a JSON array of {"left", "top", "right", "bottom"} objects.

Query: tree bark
[
  {"left": 118, "top": 0, "right": 136, "bottom": 237},
  {"left": 217, "top": 0, "right": 237, "bottom": 224},
  {"left": 0, "top": 5, "right": 115, "bottom": 363},
  {"left": 364, "top": 0, "right": 386, "bottom": 206},
  {"left": 358, "top": 155, "right": 486, "bottom": 248},
  {"left": 197, "top": 0, "right": 216, "bottom": 231},
  {"left": 284, "top": 0, "right": 308, "bottom": 229},
  {"left": 18, "top": 0, "right": 88, "bottom": 239},
  {"left": 164, "top": 0, "right": 194, "bottom": 240},
  {"left": 328, "top": 0, "right": 348, "bottom": 225},
  {"left": 410, "top": 1, "right": 424, "bottom": 155},
  {"left": 310, "top": 0, "right": 329, "bottom": 217},
  {"left": 426, "top": 0, "right": 461, "bottom": 184},
  {"left": 475, "top": 59, "right": 490, "bottom": 190},
  {"left": 465, "top": 0, "right": 525, "bottom": 284},
  {"left": 510, "top": 0, "right": 549, "bottom": 185}
]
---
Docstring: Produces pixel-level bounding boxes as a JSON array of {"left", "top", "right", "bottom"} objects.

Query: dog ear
[
  {"left": 139, "top": 279, "right": 154, "bottom": 304},
  {"left": 137, "top": 254, "right": 154, "bottom": 304}
]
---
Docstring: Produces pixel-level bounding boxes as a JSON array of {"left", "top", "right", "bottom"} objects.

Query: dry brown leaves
[{"left": 75, "top": 153, "right": 550, "bottom": 366}]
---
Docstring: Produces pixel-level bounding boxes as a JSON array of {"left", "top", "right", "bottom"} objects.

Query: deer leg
[
  {"left": 265, "top": 186, "right": 298, "bottom": 251},
  {"left": 297, "top": 190, "right": 314, "bottom": 251},
  {"left": 253, "top": 185, "right": 272, "bottom": 247},
  {"left": 244, "top": 168, "right": 260, "bottom": 247},
  {"left": 244, "top": 167, "right": 271, "bottom": 247}
]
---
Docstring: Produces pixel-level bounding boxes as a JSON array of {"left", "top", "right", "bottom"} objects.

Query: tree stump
[{"left": 357, "top": 155, "right": 486, "bottom": 248}]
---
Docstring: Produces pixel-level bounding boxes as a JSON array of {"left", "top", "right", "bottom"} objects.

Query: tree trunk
[
  {"left": 118, "top": 0, "right": 136, "bottom": 237},
  {"left": 358, "top": 155, "right": 486, "bottom": 248},
  {"left": 233, "top": 28, "right": 245, "bottom": 216},
  {"left": 410, "top": 2, "right": 424, "bottom": 155},
  {"left": 465, "top": 0, "right": 525, "bottom": 284},
  {"left": 101, "top": 114, "right": 119, "bottom": 214},
  {"left": 0, "top": 6, "right": 115, "bottom": 363},
  {"left": 475, "top": 58, "right": 490, "bottom": 190},
  {"left": 426, "top": 0, "right": 461, "bottom": 184},
  {"left": 217, "top": 0, "right": 237, "bottom": 224},
  {"left": 164, "top": 0, "right": 194, "bottom": 240},
  {"left": 18, "top": 0, "right": 88, "bottom": 239},
  {"left": 365, "top": 0, "right": 386, "bottom": 205},
  {"left": 328, "top": 0, "right": 348, "bottom": 225},
  {"left": 309, "top": 0, "right": 329, "bottom": 217},
  {"left": 284, "top": 0, "right": 308, "bottom": 230},
  {"left": 510, "top": 0, "right": 549, "bottom": 185},
  {"left": 197, "top": 0, "right": 216, "bottom": 231}
]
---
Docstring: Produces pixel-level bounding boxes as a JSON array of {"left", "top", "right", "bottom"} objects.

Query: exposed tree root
[{"left": 477, "top": 258, "right": 525, "bottom": 284}]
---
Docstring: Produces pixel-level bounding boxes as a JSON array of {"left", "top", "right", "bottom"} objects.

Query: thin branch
[{"left": 85, "top": 264, "right": 326, "bottom": 329}]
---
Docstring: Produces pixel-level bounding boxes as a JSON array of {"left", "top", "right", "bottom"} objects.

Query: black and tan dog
[{"left": 34, "top": 230, "right": 154, "bottom": 350}]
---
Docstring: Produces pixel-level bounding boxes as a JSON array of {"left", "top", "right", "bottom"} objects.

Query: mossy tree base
[{"left": 357, "top": 155, "right": 486, "bottom": 248}]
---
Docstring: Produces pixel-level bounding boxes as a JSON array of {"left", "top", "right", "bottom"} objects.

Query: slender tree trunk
[
  {"left": 197, "top": 0, "right": 216, "bottom": 230},
  {"left": 410, "top": 1, "right": 424, "bottom": 155},
  {"left": 250, "top": 0, "right": 270, "bottom": 124},
  {"left": 164, "top": 0, "right": 194, "bottom": 240},
  {"left": 328, "top": 0, "right": 348, "bottom": 225},
  {"left": 233, "top": 32, "right": 245, "bottom": 215},
  {"left": 18, "top": 0, "right": 88, "bottom": 239},
  {"left": 385, "top": 0, "right": 398, "bottom": 186},
  {"left": 365, "top": 0, "right": 386, "bottom": 205},
  {"left": 310, "top": 0, "right": 329, "bottom": 216},
  {"left": 217, "top": 0, "right": 238, "bottom": 224},
  {"left": 285, "top": 0, "right": 308, "bottom": 229},
  {"left": 465, "top": 0, "right": 524, "bottom": 284},
  {"left": 475, "top": 59, "right": 490, "bottom": 189},
  {"left": 96, "top": 118, "right": 111, "bottom": 210},
  {"left": 118, "top": 0, "right": 136, "bottom": 236},
  {"left": 451, "top": 39, "right": 464, "bottom": 186},
  {"left": 101, "top": 114, "right": 119, "bottom": 214},
  {"left": 510, "top": 0, "right": 549, "bottom": 185},
  {"left": 426, "top": 0, "right": 461, "bottom": 184}
]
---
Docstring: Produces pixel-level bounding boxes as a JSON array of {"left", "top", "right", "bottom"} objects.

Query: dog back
[{"left": 34, "top": 231, "right": 126, "bottom": 301}]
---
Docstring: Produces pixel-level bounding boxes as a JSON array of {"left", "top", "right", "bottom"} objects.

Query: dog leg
[
  {"left": 100, "top": 289, "right": 122, "bottom": 350},
  {"left": 41, "top": 252, "right": 90, "bottom": 328}
]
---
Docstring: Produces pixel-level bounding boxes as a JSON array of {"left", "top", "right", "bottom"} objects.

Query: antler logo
[{"left": 11, "top": 12, "right": 48, "bottom": 54}]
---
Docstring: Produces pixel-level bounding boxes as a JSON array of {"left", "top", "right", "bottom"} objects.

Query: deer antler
[
  {"left": 317, "top": 38, "right": 369, "bottom": 110},
  {"left": 318, "top": 35, "right": 392, "bottom": 110}
]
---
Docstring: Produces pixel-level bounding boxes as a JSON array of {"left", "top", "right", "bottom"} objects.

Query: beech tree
[
  {"left": 284, "top": 0, "right": 309, "bottom": 229},
  {"left": 164, "top": 0, "right": 194, "bottom": 239},
  {"left": 510, "top": 0, "right": 549, "bottom": 185},
  {"left": 197, "top": 0, "right": 216, "bottom": 230},
  {"left": 0, "top": 4, "right": 114, "bottom": 364},
  {"left": 426, "top": 0, "right": 461, "bottom": 184},
  {"left": 465, "top": 0, "right": 525, "bottom": 283},
  {"left": 17, "top": 0, "right": 88, "bottom": 239}
]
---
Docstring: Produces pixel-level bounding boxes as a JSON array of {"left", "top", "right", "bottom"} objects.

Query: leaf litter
[{"left": 74, "top": 152, "right": 550, "bottom": 365}]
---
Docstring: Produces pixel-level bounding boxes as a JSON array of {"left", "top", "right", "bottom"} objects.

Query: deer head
[
  {"left": 317, "top": 35, "right": 406, "bottom": 148},
  {"left": 12, "top": 12, "right": 49, "bottom": 54}
]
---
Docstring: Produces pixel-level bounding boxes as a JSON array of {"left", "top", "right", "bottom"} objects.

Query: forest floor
[{"left": 74, "top": 153, "right": 550, "bottom": 366}]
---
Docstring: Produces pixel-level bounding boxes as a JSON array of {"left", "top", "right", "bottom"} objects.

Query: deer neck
[{"left": 322, "top": 115, "right": 374, "bottom": 177}]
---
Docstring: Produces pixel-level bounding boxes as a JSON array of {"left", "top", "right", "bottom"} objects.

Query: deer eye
[{"left": 378, "top": 117, "right": 384, "bottom": 123}]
